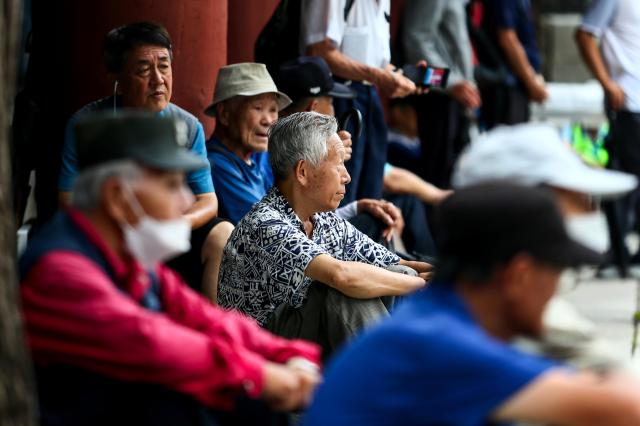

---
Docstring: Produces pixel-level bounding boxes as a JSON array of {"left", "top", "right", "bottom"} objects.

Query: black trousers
[
  {"left": 413, "top": 91, "right": 471, "bottom": 188},
  {"left": 479, "top": 84, "right": 530, "bottom": 129},
  {"left": 604, "top": 110, "right": 640, "bottom": 266},
  {"left": 36, "top": 366, "right": 288, "bottom": 426}
]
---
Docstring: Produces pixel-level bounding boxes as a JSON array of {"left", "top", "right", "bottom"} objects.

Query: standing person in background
[
  {"left": 480, "top": 0, "right": 548, "bottom": 128},
  {"left": 402, "top": 0, "right": 481, "bottom": 188},
  {"left": 300, "top": 0, "right": 416, "bottom": 204},
  {"left": 576, "top": 0, "right": 640, "bottom": 263}
]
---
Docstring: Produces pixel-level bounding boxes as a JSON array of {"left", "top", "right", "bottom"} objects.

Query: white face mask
[
  {"left": 565, "top": 211, "right": 610, "bottom": 254},
  {"left": 120, "top": 181, "right": 191, "bottom": 268}
]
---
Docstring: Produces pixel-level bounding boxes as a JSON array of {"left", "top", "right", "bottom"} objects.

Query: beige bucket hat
[{"left": 204, "top": 62, "right": 292, "bottom": 116}]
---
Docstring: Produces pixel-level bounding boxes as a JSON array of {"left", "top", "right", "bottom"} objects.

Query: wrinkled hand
[
  {"left": 338, "top": 130, "right": 353, "bottom": 162},
  {"left": 448, "top": 81, "right": 481, "bottom": 109},
  {"left": 261, "top": 362, "right": 321, "bottom": 411},
  {"left": 604, "top": 81, "right": 625, "bottom": 111},
  {"left": 526, "top": 74, "right": 548, "bottom": 103},
  {"left": 376, "top": 65, "right": 416, "bottom": 98},
  {"left": 357, "top": 199, "right": 404, "bottom": 242}
]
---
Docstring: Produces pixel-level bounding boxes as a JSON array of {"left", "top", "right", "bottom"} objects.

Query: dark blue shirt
[
  {"left": 303, "top": 284, "right": 556, "bottom": 426},
  {"left": 483, "top": 0, "right": 541, "bottom": 77},
  {"left": 206, "top": 137, "right": 273, "bottom": 224}
]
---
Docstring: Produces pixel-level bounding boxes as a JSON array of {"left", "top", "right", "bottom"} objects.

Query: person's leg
[
  {"left": 212, "top": 396, "right": 289, "bottom": 426},
  {"left": 357, "top": 86, "right": 387, "bottom": 200},
  {"left": 348, "top": 212, "right": 386, "bottom": 245},
  {"left": 167, "top": 218, "right": 232, "bottom": 295},
  {"left": 504, "top": 85, "right": 530, "bottom": 125},
  {"left": 386, "top": 193, "right": 436, "bottom": 256},
  {"left": 609, "top": 112, "right": 640, "bottom": 263},
  {"left": 416, "top": 91, "right": 470, "bottom": 188},
  {"left": 201, "top": 220, "right": 234, "bottom": 303}
]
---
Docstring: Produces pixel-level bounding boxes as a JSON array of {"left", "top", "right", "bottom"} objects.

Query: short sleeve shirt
[
  {"left": 580, "top": 0, "right": 640, "bottom": 112},
  {"left": 58, "top": 97, "right": 214, "bottom": 195},
  {"left": 483, "top": 0, "right": 541, "bottom": 73},
  {"left": 300, "top": 0, "right": 391, "bottom": 69},
  {"left": 217, "top": 187, "right": 400, "bottom": 325},
  {"left": 206, "top": 137, "right": 273, "bottom": 224},
  {"left": 304, "top": 284, "right": 557, "bottom": 426}
]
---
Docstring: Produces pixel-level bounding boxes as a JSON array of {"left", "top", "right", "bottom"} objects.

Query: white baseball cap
[{"left": 453, "top": 123, "right": 637, "bottom": 198}]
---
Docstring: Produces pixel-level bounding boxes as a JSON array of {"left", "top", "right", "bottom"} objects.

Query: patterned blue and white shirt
[{"left": 218, "top": 187, "right": 401, "bottom": 325}]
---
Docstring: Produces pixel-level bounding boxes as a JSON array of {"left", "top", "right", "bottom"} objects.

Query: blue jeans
[{"left": 334, "top": 82, "right": 387, "bottom": 203}]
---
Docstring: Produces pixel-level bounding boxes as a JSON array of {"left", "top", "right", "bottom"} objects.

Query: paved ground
[{"left": 561, "top": 275, "right": 640, "bottom": 373}]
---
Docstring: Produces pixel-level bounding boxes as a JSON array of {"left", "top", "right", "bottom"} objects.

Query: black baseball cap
[
  {"left": 275, "top": 56, "right": 356, "bottom": 103},
  {"left": 433, "top": 182, "right": 602, "bottom": 271},
  {"left": 75, "top": 111, "right": 208, "bottom": 172}
]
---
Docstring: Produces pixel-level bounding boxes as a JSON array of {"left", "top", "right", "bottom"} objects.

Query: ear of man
[
  {"left": 102, "top": 177, "right": 136, "bottom": 225},
  {"left": 294, "top": 159, "right": 311, "bottom": 187},
  {"left": 497, "top": 254, "right": 537, "bottom": 303},
  {"left": 308, "top": 98, "right": 320, "bottom": 112},
  {"left": 216, "top": 102, "right": 231, "bottom": 127}
]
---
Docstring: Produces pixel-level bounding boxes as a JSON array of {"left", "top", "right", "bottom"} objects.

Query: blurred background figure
[
  {"left": 453, "top": 123, "right": 637, "bottom": 366},
  {"left": 576, "top": 0, "right": 640, "bottom": 266},
  {"left": 401, "top": 0, "right": 481, "bottom": 188},
  {"left": 304, "top": 183, "right": 640, "bottom": 426},
  {"left": 478, "top": 0, "right": 548, "bottom": 127},
  {"left": 301, "top": 0, "right": 416, "bottom": 204}
]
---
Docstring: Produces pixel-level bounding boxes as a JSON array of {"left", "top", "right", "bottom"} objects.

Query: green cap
[{"left": 75, "top": 111, "right": 208, "bottom": 172}]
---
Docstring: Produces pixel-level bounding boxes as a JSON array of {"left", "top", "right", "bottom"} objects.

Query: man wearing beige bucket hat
[{"left": 205, "top": 62, "right": 403, "bottom": 241}]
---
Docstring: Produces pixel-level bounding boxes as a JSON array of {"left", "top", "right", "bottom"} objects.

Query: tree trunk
[{"left": 0, "top": 0, "right": 37, "bottom": 424}]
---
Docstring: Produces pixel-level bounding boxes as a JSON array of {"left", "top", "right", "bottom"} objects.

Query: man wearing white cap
[
  {"left": 453, "top": 122, "right": 638, "bottom": 366},
  {"left": 454, "top": 124, "right": 637, "bottom": 253}
]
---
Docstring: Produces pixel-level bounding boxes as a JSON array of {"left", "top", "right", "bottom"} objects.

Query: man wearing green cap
[{"left": 20, "top": 113, "right": 321, "bottom": 425}]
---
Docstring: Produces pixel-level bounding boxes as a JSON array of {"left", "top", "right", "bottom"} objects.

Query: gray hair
[
  {"left": 268, "top": 111, "right": 338, "bottom": 180},
  {"left": 71, "top": 160, "right": 142, "bottom": 210}
]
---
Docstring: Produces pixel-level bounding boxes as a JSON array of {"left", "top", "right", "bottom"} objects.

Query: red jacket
[{"left": 20, "top": 209, "right": 320, "bottom": 409}]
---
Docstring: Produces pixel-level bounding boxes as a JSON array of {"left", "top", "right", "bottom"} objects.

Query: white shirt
[
  {"left": 581, "top": 0, "right": 640, "bottom": 112},
  {"left": 300, "top": 0, "right": 391, "bottom": 69}
]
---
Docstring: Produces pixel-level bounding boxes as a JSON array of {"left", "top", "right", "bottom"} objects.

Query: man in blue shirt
[
  {"left": 203, "top": 62, "right": 290, "bottom": 225},
  {"left": 205, "top": 61, "right": 405, "bottom": 247},
  {"left": 304, "top": 183, "right": 640, "bottom": 426},
  {"left": 57, "top": 23, "right": 233, "bottom": 299}
]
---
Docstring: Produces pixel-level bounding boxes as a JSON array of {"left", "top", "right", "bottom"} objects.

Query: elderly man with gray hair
[{"left": 217, "top": 112, "right": 431, "bottom": 351}]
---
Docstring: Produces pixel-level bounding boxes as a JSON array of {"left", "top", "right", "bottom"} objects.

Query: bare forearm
[
  {"left": 306, "top": 40, "right": 382, "bottom": 83},
  {"left": 383, "top": 167, "right": 451, "bottom": 205},
  {"left": 184, "top": 193, "right": 218, "bottom": 229},
  {"left": 575, "top": 30, "right": 613, "bottom": 88},
  {"left": 498, "top": 30, "right": 538, "bottom": 86},
  {"left": 330, "top": 261, "right": 426, "bottom": 298}
]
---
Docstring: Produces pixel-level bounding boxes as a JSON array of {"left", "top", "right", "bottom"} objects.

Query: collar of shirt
[
  {"left": 264, "top": 187, "right": 312, "bottom": 235},
  {"left": 66, "top": 208, "right": 152, "bottom": 302},
  {"left": 417, "top": 283, "right": 476, "bottom": 326}
]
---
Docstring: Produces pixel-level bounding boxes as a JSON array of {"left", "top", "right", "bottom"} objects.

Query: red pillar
[
  {"left": 62, "top": 0, "right": 227, "bottom": 135},
  {"left": 227, "top": 0, "right": 279, "bottom": 64}
]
